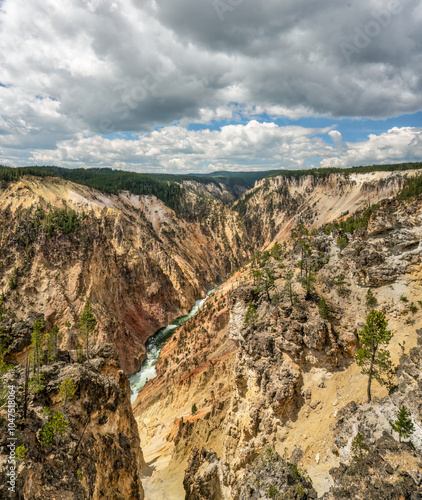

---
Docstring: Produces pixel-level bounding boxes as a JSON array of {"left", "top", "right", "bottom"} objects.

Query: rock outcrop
[
  {"left": 134, "top": 184, "right": 422, "bottom": 499},
  {"left": 183, "top": 448, "right": 223, "bottom": 500},
  {"left": 0, "top": 342, "right": 145, "bottom": 499},
  {"left": 0, "top": 175, "right": 251, "bottom": 375}
]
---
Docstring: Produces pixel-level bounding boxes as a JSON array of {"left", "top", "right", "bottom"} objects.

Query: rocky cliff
[
  {"left": 132, "top": 177, "right": 422, "bottom": 499},
  {"left": 234, "top": 170, "right": 413, "bottom": 248},
  {"left": 0, "top": 337, "right": 145, "bottom": 499},
  {"left": 0, "top": 175, "right": 250, "bottom": 375},
  {"left": 1, "top": 167, "right": 422, "bottom": 499}
]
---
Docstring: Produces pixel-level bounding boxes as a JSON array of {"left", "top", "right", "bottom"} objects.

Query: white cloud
[
  {"left": 0, "top": 0, "right": 421, "bottom": 171},
  {"left": 321, "top": 127, "right": 422, "bottom": 168},
  {"left": 329, "top": 130, "right": 343, "bottom": 147},
  {"left": 26, "top": 123, "right": 422, "bottom": 173}
]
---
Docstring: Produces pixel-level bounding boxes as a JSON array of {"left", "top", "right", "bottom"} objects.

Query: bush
[
  {"left": 336, "top": 236, "right": 348, "bottom": 253},
  {"left": 409, "top": 302, "right": 417, "bottom": 314},
  {"left": 244, "top": 303, "right": 259, "bottom": 327},
  {"left": 268, "top": 485, "right": 278, "bottom": 498},
  {"left": 365, "top": 289, "right": 377, "bottom": 309},
  {"left": 318, "top": 298, "right": 330, "bottom": 320},
  {"left": 15, "top": 445, "right": 28, "bottom": 461},
  {"left": 351, "top": 432, "right": 369, "bottom": 463},
  {"left": 39, "top": 410, "right": 69, "bottom": 448}
]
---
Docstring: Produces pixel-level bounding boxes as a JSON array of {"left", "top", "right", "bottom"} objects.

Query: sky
[{"left": 0, "top": 0, "right": 421, "bottom": 174}]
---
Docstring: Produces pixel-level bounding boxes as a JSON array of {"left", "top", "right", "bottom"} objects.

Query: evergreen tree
[
  {"left": 30, "top": 319, "right": 45, "bottom": 392},
  {"left": 255, "top": 267, "right": 275, "bottom": 301},
  {"left": 47, "top": 324, "right": 62, "bottom": 361},
  {"left": 318, "top": 298, "right": 330, "bottom": 320},
  {"left": 300, "top": 265, "right": 316, "bottom": 300},
  {"left": 390, "top": 406, "right": 415, "bottom": 442},
  {"left": 365, "top": 289, "right": 377, "bottom": 309},
  {"left": 59, "top": 377, "right": 77, "bottom": 417},
  {"left": 355, "top": 310, "right": 394, "bottom": 403},
  {"left": 78, "top": 300, "right": 96, "bottom": 367},
  {"left": 244, "top": 303, "right": 259, "bottom": 327},
  {"left": 351, "top": 432, "right": 369, "bottom": 463},
  {"left": 270, "top": 242, "right": 283, "bottom": 260},
  {"left": 291, "top": 223, "right": 310, "bottom": 278},
  {"left": 284, "top": 269, "right": 295, "bottom": 307}
]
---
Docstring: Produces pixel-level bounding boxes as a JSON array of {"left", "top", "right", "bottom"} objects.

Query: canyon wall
[
  {"left": 134, "top": 173, "right": 422, "bottom": 498},
  {"left": 0, "top": 175, "right": 251, "bottom": 375}
]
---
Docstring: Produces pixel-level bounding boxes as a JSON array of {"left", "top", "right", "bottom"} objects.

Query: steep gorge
[
  {"left": 131, "top": 169, "right": 422, "bottom": 499},
  {"left": 0, "top": 175, "right": 250, "bottom": 375},
  {"left": 1, "top": 167, "right": 422, "bottom": 499}
]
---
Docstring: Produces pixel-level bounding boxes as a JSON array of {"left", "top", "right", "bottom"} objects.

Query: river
[{"left": 129, "top": 288, "right": 217, "bottom": 404}]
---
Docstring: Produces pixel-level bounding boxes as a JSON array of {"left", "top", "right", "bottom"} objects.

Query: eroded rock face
[
  {"left": 324, "top": 433, "right": 420, "bottom": 500},
  {"left": 160, "top": 191, "right": 422, "bottom": 499},
  {"left": 354, "top": 199, "right": 422, "bottom": 287},
  {"left": 0, "top": 176, "right": 252, "bottom": 375},
  {"left": 238, "top": 448, "right": 317, "bottom": 500},
  {"left": 0, "top": 343, "right": 145, "bottom": 500},
  {"left": 322, "top": 338, "right": 422, "bottom": 498},
  {"left": 234, "top": 171, "right": 409, "bottom": 248},
  {"left": 183, "top": 448, "right": 223, "bottom": 500}
]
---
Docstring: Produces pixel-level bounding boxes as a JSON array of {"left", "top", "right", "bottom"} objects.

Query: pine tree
[
  {"left": 78, "top": 300, "right": 96, "bottom": 367},
  {"left": 291, "top": 223, "right": 310, "bottom": 279},
  {"left": 47, "top": 324, "right": 62, "bottom": 361},
  {"left": 365, "top": 289, "right": 377, "bottom": 309},
  {"left": 244, "top": 303, "right": 259, "bottom": 327},
  {"left": 300, "top": 264, "right": 316, "bottom": 300},
  {"left": 318, "top": 298, "right": 330, "bottom": 320},
  {"left": 270, "top": 242, "right": 283, "bottom": 260},
  {"left": 30, "top": 319, "right": 45, "bottom": 392},
  {"left": 255, "top": 267, "right": 275, "bottom": 301},
  {"left": 59, "top": 377, "right": 77, "bottom": 417},
  {"left": 355, "top": 310, "right": 394, "bottom": 403},
  {"left": 390, "top": 406, "right": 415, "bottom": 442},
  {"left": 351, "top": 432, "right": 369, "bottom": 463},
  {"left": 284, "top": 269, "right": 295, "bottom": 307}
]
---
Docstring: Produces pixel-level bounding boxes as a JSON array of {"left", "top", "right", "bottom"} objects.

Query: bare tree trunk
[
  {"left": 23, "top": 355, "right": 30, "bottom": 422},
  {"left": 367, "top": 349, "right": 376, "bottom": 403},
  {"left": 86, "top": 335, "right": 89, "bottom": 367},
  {"left": 367, "top": 375, "right": 372, "bottom": 403}
]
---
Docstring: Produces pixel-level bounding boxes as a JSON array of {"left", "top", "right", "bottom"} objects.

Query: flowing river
[{"left": 129, "top": 288, "right": 217, "bottom": 404}]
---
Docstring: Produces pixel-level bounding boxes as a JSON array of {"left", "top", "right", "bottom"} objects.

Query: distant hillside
[
  {"left": 1, "top": 162, "right": 421, "bottom": 214},
  {"left": 267, "top": 161, "right": 422, "bottom": 179}
]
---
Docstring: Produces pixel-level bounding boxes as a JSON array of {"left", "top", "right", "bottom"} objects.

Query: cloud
[
  {"left": 0, "top": 0, "right": 421, "bottom": 170},
  {"left": 27, "top": 122, "right": 422, "bottom": 173},
  {"left": 329, "top": 130, "right": 343, "bottom": 147},
  {"left": 321, "top": 127, "right": 422, "bottom": 168}
]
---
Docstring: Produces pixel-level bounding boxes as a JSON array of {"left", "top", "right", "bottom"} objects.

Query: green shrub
[
  {"left": 39, "top": 409, "right": 69, "bottom": 448},
  {"left": 351, "top": 432, "right": 369, "bottom": 463},
  {"left": 318, "top": 298, "right": 330, "bottom": 320},
  {"left": 244, "top": 303, "right": 259, "bottom": 327},
  {"left": 15, "top": 445, "right": 28, "bottom": 461},
  {"left": 365, "top": 289, "right": 377, "bottom": 309},
  {"left": 409, "top": 302, "right": 417, "bottom": 314},
  {"left": 268, "top": 485, "right": 278, "bottom": 498},
  {"left": 390, "top": 406, "right": 415, "bottom": 442}
]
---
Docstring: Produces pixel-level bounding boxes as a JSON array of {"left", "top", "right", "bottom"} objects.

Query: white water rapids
[{"left": 129, "top": 288, "right": 217, "bottom": 404}]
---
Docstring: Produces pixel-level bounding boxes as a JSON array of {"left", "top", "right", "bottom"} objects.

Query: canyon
[{"left": 1, "top": 166, "right": 421, "bottom": 499}]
